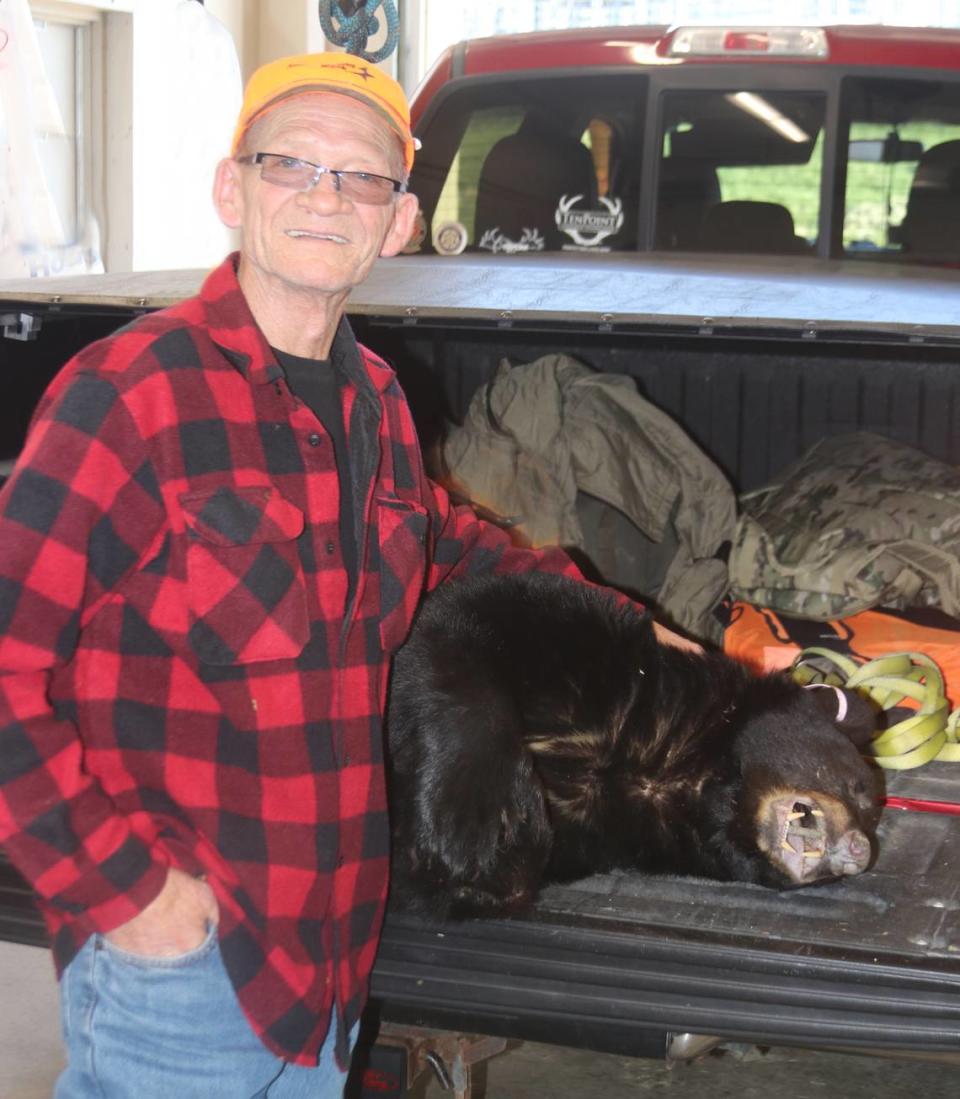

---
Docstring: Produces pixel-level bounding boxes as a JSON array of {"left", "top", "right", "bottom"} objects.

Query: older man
[{"left": 0, "top": 53, "right": 690, "bottom": 1098}]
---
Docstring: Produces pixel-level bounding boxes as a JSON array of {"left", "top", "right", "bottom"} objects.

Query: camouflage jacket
[
  {"left": 441, "top": 354, "right": 737, "bottom": 640},
  {"left": 729, "top": 432, "right": 960, "bottom": 619}
]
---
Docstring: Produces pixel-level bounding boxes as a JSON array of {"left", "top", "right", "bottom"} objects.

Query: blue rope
[{"left": 318, "top": 1, "right": 400, "bottom": 64}]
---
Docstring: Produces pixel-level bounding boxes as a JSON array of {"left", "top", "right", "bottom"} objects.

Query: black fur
[{"left": 386, "top": 573, "right": 880, "bottom": 919}]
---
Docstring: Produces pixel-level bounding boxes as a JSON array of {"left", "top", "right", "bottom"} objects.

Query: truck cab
[{"left": 407, "top": 24, "right": 960, "bottom": 266}]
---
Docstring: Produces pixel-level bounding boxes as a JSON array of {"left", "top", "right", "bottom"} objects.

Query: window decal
[
  {"left": 478, "top": 227, "right": 545, "bottom": 254},
  {"left": 432, "top": 220, "right": 469, "bottom": 256},
  {"left": 555, "top": 194, "right": 624, "bottom": 251}
]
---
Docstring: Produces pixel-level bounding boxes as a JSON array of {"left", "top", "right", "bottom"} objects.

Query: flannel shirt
[{"left": 0, "top": 254, "right": 578, "bottom": 1065}]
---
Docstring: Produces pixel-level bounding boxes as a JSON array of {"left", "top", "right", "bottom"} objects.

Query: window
[
  {"left": 0, "top": 4, "right": 102, "bottom": 277},
  {"left": 32, "top": 16, "right": 83, "bottom": 245},
  {"left": 409, "top": 75, "right": 647, "bottom": 256},
  {"left": 840, "top": 77, "right": 960, "bottom": 266},
  {"left": 656, "top": 90, "right": 826, "bottom": 255}
]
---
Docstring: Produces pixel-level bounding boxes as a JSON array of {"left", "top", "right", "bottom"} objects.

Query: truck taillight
[{"left": 667, "top": 27, "right": 829, "bottom": 59}]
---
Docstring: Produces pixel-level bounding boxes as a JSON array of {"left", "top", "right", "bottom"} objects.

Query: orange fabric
[
  {"left": 723, "top": 601, "right": 960, "bottom": 707},
  {"left": 231, "top": 52, "right": 416, "bottom": 169}
]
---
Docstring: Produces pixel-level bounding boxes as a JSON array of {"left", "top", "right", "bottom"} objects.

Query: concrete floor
[
  {"left": 411, "top": 1041, "right": 960, "bottom": 1097},
  {"left": 0, "top": 941, "right": 64, "bottom": 1099},
  {"left": 3, "top": 938, "right": 958, "bottom": 1098}
]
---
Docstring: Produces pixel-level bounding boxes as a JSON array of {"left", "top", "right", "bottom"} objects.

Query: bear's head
[{"left": 724, "top": 680, "right": 881, "bottom": 887}]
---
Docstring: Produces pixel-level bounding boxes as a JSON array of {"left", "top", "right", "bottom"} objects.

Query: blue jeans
[{"left": 55, "top": 924, "right": 357, "bottom": 1098}]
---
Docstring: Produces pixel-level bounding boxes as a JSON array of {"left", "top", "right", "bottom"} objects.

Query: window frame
[
  {"left": 27, "top": 2, "right": 104, "bottom": 271},
  {"left": 836, "top": 71, "right": 960, "bottom": 265}
]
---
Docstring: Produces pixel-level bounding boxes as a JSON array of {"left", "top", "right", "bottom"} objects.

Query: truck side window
[
  {"left": 840, "top": 77, "right": 960, "bottom": 266},
  {"left": 657, "top": 90, "right": 826, "bottom": 255},
  {"left": 410, "top": 76, "right": 647, "bottom": 256}
]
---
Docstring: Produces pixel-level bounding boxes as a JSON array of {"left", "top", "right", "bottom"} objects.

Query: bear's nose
[{"left": 831, "top": 828, "right": 872, "bottom": 876}]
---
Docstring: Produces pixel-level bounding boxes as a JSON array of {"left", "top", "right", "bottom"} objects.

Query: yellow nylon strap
[
  {"left": 791, "top": 647, "right": 958, "bottom": 770},
  {"left": 941, "top": 709, "right": 960, "bottom": 761}
]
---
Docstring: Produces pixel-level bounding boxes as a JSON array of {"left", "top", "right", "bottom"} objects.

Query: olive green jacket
[{"left": 442, "top": 354, "right": 737, "bottom": 641}]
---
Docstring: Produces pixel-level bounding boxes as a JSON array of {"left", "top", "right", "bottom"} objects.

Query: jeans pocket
[{"left": 98, "top": 920, "right": 219, "bottom": 970}]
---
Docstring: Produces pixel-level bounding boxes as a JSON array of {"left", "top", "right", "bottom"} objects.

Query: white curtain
[
  {"left": 134, "top": 0, "right": 243, "bottom": 269},
  {"left": 0, "top": 0, "right": 73, "bottom": 277}
]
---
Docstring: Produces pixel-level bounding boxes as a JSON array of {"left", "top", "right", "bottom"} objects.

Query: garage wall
[{"left": 207, "top": 0, "right": 331, "bottom": 82}]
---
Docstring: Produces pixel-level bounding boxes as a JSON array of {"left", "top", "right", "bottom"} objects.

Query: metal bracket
[
  {"left": 1, "top": 312, "right": 42, "bottom": 341},
  {"left": 366, "top": 1023, "right": 509, "bottom": 1098}
]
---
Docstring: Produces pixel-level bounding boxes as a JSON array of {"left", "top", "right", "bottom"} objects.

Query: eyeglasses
[{"left": 236, "top": 152, "right": 406, "bottom": 206}]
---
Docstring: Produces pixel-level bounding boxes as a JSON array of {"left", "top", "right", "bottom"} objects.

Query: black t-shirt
[{"left": 272, "top": 348, "right": 358, "bottom": 584}]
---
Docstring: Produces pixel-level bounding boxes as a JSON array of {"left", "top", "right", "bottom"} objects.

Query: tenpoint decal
[{"left": 555, "top": 194, "right": 624, "bottom": 251}]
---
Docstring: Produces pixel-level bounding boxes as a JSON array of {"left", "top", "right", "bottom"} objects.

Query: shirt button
[
  {"left": 308, "top": 432, "right": 322, "bottom": 447},
  {"left": 326, "top": 541, "right": 335, "bottom": 555}
]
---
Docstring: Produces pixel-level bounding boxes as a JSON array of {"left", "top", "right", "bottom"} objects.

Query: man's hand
[
  {"left": 105, "top": 866, "right": 218, "bottom": 957},
  {"left": 653, "top": 620, "right": 703, "bottom": 653}
]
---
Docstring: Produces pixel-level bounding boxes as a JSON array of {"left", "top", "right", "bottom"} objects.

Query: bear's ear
[{"left": 804, "top": 683, "right": 877, "bottom": 748}]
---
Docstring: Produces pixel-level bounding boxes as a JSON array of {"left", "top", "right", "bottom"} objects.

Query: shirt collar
[
  {"left": 200, "top": 253, "right": 396, "bottom": 396},
  {"left": 199, "top": 253, "right": 283, "bottom": 386}
]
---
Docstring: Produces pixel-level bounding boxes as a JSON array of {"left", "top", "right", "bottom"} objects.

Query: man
[{"left": 0, "top": 53, "right": 690, "bottom": 1097}]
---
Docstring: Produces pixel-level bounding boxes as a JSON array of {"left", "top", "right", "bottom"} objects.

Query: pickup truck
[{"left": 2, "top": 21, "right": 960, "bottom": 1096}]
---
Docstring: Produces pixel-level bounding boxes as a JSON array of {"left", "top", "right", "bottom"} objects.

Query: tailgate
[{"left": 373, "top": 764, "right": 960, "bottom": 1055}]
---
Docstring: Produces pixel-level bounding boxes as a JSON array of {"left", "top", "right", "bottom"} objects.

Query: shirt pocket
[
  {"left": 179, "top": 485, "right": 309, "bottom": 665},
  {"left": 376, "top": 496, "right": 430, "bottom": 655}
]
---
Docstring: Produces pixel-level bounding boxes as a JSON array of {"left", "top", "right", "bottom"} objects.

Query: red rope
[{"left": 883, "top": 796, "right": 960, "bottom": 815}]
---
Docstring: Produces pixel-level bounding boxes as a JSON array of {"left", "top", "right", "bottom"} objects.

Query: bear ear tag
[
  {"left": 804, "top": 682, "right": 848, "bottom": 720},
  {"left": 803, "top": 683, "right": 877, "bottom": 748}
]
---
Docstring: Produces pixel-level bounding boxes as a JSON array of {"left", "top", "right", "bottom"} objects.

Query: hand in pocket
[{"left": 105, "top": 866, "right": 219, "bottom": 958}]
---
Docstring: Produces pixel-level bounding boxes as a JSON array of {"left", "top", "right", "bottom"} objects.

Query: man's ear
[
  {"left": 380, "top": 192, "right": 420, "bottom": 258},
  {"left": 213, "top": 158, "right": 244, "bottom": 230}
]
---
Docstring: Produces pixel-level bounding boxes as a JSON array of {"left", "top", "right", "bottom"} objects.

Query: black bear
[{"left": 386, "top": 572, "right": 880, "bottom": 919}]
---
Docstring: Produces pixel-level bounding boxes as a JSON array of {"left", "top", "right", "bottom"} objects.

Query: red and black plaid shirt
[{"left": 0, "top": 255, "right": 578, "bottom": 1065}]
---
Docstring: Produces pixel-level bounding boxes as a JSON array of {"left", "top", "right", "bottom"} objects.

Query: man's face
[{"left": 214, "top": 92, "right": 418, "bottom": 300}]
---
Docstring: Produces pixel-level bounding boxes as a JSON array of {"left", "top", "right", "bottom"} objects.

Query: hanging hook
[{"left": 317, "top": 0, "right": 400, "bottom": 64}]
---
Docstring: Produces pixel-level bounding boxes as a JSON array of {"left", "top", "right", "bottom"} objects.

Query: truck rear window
[
  {"left": 411, "top": 67, "right": 960, "bottom": 266},
  {"left": 657, "top": 90, "right": 825, "bottom": 255},
  {"left": 410, "top": 74, "right": 648, "bottom": 255}
]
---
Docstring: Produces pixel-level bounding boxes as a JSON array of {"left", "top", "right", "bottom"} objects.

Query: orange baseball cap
[{"left": 231, "top": 52, "right": 420, "bottom": 171}]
